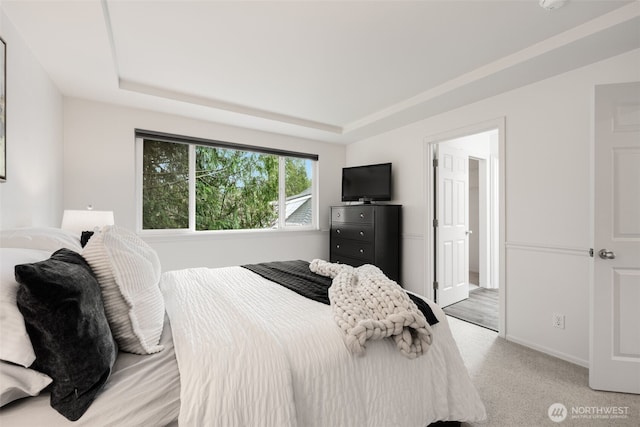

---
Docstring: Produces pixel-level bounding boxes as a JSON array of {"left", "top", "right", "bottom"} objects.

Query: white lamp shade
[{"left": 61, "top": 210, "right": 115, "bottom": 236}]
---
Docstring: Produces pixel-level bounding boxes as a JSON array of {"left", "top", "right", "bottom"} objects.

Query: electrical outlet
[{"left": 552, "top": 313, "right": 565, "bottom": 329}]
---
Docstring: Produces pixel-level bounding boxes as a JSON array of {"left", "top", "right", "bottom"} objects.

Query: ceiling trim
[
  {"left": 118, "top": 78, "right": 344, "bottom": 134},
  {"left": 101, "top": 0, "right": 119, "bottom": 88}
]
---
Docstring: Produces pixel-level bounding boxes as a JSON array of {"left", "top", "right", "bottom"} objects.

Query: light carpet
[{"left": 447, "top": 316, "right": 640, "bottom": 426}]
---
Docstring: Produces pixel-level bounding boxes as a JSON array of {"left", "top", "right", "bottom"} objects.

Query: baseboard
[{"left": 505, "top": 334, "right": 589, "bottom": 368}]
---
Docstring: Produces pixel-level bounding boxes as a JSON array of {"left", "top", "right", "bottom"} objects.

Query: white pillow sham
[
  {"left": 0, "top": 248, "right": 51, "bottom": 367},
  {"left": 0, "top": 361, "right": 52, "bottom": 407},
  {"left": 0, "top": 227, "right": 82, "bottom": 253},
  {"left": 82, "top": 226, "right": 164, "bottom": 355}
]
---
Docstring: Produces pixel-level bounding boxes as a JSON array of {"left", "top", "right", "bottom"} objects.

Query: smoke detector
[{"left": 539, "top": 0, "right": 567, "bottom": 10}]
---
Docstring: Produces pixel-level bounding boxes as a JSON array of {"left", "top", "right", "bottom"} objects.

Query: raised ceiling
[{"left": 2, "top": 0, "right": 638, "bottom": 143}]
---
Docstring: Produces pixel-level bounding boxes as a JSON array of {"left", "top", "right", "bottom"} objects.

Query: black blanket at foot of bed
[{"left": 242, "top": 260, "right": 438, "bottom": 326}]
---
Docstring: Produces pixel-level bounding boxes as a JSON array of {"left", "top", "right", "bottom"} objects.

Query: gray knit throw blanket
[{"left": 309, "top": 259, "right": 433, "bottom": 359}]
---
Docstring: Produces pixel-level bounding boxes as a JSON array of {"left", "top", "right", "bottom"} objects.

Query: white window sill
[{"left": 138, "top": 227, "right": 327, "bottom": 243}]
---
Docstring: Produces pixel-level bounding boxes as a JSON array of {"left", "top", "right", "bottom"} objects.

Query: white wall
[
  {"left": 63, "top": 98, "right": 345, "bottom": 271},
  {"left": 346, "top": 49, "right": 640, "bottom": 367},
  {"left": 0, "top": 9, "right": 63, "bottom": 229}
]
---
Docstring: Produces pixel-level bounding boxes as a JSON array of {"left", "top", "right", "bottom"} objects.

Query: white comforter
[{"left": 160, "top": 266, "right": 486, "bottom": 427}]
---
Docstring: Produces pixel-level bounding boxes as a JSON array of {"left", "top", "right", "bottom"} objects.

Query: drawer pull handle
[
  {"left": 336, "top": 244, "right": 340, "bottom": 249},
  {"left": 336, "top": 229, "right": 341, "bottom": 234},
  {"left": 359, "top": 248, "right": 364, "bottom": 253},
  {"left": 360, "top": 213, "right": 365, "bottom": 219},
  {"left": 359, "top": 231, "right": 365, "bottom": 236},
  {"left": 337, "top": 212, "right": 341, "bottom": 217}
]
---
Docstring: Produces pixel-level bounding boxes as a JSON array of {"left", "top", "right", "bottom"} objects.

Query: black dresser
[{"left": 330, "top": 204, "right": 401, "bottom": 283}]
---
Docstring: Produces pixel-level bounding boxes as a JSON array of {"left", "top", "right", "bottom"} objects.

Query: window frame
[{"left": 135, "top": 130, "right": 318, "bottom": 235}]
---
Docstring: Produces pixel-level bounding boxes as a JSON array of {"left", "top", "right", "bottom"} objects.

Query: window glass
[
  {"left": 284, "top": 157, "right": 313, "bottom": 227},
  {"left": 195, "top": 146, "right": 278, "bottom": 230},
  {"left": 142, "top": 140, "right": 189, "bottom": 230}
]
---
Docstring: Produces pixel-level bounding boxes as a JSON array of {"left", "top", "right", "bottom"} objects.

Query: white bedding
[{"left": 161, "top": 266, "right": 486, "bottom": 427}]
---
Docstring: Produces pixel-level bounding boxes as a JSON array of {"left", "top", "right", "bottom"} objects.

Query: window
[{"left": 136, "top": 130, "right": 317, "bottom": 232}]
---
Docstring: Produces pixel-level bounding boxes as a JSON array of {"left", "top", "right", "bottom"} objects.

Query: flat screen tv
[{"left": 341, "top": 163, "right": 392, "bottom": 203}]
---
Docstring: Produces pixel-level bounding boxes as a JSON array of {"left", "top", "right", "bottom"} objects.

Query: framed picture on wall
[{"left": 0, "top": 36, "right": 5, "bottom": 182}]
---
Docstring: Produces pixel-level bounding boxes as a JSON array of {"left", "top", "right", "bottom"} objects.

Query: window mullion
[
  {"left": 312, "top": 160, "right": 318, "bottom": 229},
  {"left": 135, "top": 137, "right": 144, "bottom": 232},
  {"left": 189, "top": 144, "right": 196, "bottom": 231},
  {"left": 278, "top": 156, "right": 286, "bottom": 229}
]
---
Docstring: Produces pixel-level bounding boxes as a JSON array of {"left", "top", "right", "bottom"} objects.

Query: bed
[{"left": 0, "top": 226, "right": 486, "bottom": 426}]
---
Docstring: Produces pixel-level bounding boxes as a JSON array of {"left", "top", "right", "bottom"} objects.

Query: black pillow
[
  {"left": 15, "top": 248, "right": 117, "bottom": 421},
  {"left": 80, "top": 231, "right": 94, "bottom": 248}
]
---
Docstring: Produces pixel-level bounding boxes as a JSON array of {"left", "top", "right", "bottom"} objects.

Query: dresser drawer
[
  {"left": 331, "top": 224, "right": 374, "bottom": 242},
  {"left": 331, "top": 239, "right": 374, "bottom": 261},
  {"left": 330, "top": 204, "right": 401, "bottom": 283},
  {"left": 331, "top": 206, "right": 374, "bottom": 224},
  {"left": 329, "top": 254, "right": 369, "bottom": 268}
]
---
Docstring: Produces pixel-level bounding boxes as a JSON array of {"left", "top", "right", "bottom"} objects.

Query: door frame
[{"left": 424, "top": 117, "right": 506, "bottom": 337}]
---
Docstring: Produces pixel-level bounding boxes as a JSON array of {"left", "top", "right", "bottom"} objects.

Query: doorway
[{"left": 425, "top": 121, "right": 504, "bottom": 334}]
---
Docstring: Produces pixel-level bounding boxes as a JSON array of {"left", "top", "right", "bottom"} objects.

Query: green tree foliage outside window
[
  {"left": 142, "top": 140, "right": 189, "bottom": 229},
  {"left": 142, "top": 139, "right": 313, "bottom": 231},
  {"left": 195, "top": 147, "right": 279, "bottom": 230}
]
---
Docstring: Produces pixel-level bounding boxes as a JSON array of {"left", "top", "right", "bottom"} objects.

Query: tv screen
[{"left": 342, "top": 163, "right": 392, "bottom": 202}]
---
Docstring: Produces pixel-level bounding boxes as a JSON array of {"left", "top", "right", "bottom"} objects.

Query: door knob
[
  {"left": 466, "top": 230, "right": 473, "bottom": 235},
  {"left": 598, "top": 249, "right": 616, "bottom": 260}
]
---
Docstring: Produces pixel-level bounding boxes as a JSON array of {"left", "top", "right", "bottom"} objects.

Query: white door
[
  {"left": 590, "top": 82, "right": 640, "bottom": 394},
  {"left": 436, "top": 144, "right": 470, "bottom": 307}
]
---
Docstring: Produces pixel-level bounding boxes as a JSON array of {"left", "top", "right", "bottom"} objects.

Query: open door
[
  {"left": 590, "top": 82, "right": 640, "bottom": 393},
  {"left": 435, "top": 144, "right": 470, "bottom": 307}
]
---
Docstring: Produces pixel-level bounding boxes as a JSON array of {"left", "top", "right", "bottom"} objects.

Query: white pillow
[
  {"left": 82, "top": 226, "right": 164, "bottom": 354},
  {"left": 0, "top": 227, "right": 82, "bottom": 253},
  {"left": 0, "top": 361, "right": 52, "bottom": 407},
  {"left": 0, "top": 248, "right": 51, "bottom": 367}
]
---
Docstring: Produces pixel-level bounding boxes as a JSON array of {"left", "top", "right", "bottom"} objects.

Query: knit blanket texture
[{"left": 309, "top": 259, "right": 433, "bottom": 359}]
